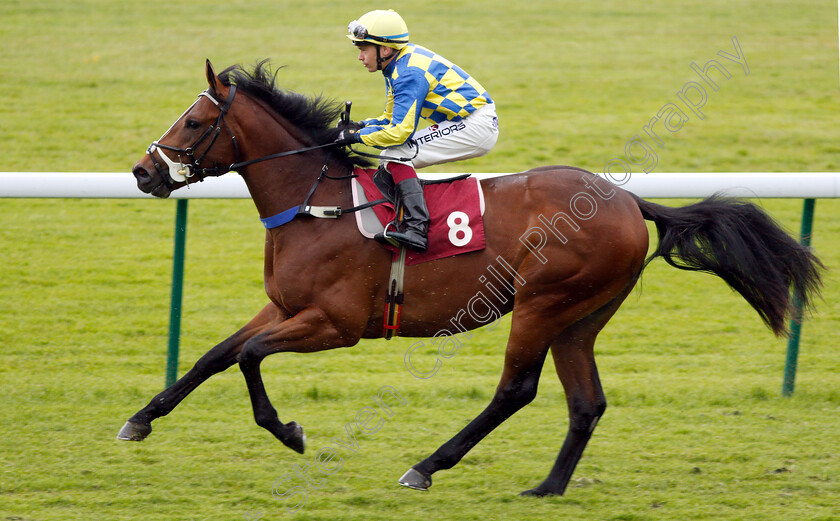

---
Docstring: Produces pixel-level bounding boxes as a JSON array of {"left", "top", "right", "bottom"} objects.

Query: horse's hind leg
[
  {"left": 399, "top": 311, "right": 554, "bottom": 491},
  {"left": 520, "top": 290, "right": 630, "bottom": 496},
  {"left": 117, "top": 303, "right": 283, "bottom": 441}
]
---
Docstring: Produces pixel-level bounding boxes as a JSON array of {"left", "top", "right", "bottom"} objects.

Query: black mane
[{"left": 218, "top": 60, "right": 373, "bottom": 169}]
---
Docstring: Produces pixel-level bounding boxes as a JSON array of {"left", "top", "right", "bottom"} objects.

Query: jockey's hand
[
  {"left": 333, "top": 129, "right": 361, "bottom": 147},
  {"left": 337, "top": 119, "right": 365, "bottom": 131}
]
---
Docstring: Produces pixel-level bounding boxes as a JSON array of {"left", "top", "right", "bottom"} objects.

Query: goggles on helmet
[{"left": 348, "top": 20, "right": 369, "bottom": 40}]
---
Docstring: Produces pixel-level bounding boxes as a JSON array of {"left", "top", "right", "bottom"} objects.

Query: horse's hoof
[
  {"left": 282, "top": 421, "right": 306, "bottom": 454},
  {"left": 117, "top": 421, "right": 152, "bottom": 441},
  {"left": 398, "top": 468, "right": 431, "bottom": 491}
]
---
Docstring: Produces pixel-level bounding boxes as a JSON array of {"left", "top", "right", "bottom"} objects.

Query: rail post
[
  {"left": 165, "top": 199, "right": 189, "bottom": 388},
  {"left": 782, "top": 198, "right": 816, "bottom": 396}
]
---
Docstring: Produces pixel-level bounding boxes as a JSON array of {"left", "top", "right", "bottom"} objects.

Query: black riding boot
[{"left": 375, "top": 178, "right": 429, "bottom": 253}]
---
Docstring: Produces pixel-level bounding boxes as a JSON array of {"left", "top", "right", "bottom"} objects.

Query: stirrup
[
  {"left": 375, "top": 222, "right": 401, "bottom": 247},
  {"left": 382, "top": 230, "right": 428, "bottom": 253}
]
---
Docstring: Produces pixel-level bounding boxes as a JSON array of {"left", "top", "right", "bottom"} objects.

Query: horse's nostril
[{"left": 132, "top": 164, "right": 151, "bottom": 182}]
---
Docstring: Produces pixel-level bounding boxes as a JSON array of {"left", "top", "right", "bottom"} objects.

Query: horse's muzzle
[{"left": 132, "top": 161, "right": 172, "bottom": 198}]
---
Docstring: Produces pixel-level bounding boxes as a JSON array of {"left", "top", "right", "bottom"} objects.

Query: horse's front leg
[
  {"left": 238, "top": 305, "right": 359, "bottom": 454},
  {"left": 117, "top": 303, "right": 286, "bottom": 441}
]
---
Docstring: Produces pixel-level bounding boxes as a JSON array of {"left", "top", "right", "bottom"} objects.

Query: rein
[
  {"left": 228, "top": 135, "right": 419, "bottom": 172},
  {"left": 225, "top": 95, "right": 418, "bottom": 171},
  {"left": 228, "top": 142, "right": 337, "bottom": 172}
]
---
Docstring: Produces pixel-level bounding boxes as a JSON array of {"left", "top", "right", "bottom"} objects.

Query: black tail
[{"left": 633, "top": 194, "right": 823, "bottom": 336}]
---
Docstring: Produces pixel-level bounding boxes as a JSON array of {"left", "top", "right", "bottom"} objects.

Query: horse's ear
[{"left": 206, "top": 59, "right": 223, "bottom": 93}]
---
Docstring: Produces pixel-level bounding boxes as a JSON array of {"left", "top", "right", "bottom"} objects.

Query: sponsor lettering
[{"left": 414, "top": 121, "right": 467, "bottom": 145}]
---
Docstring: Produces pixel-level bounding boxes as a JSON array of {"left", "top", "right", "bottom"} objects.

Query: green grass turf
[{"left": 2, "top": 1, "right": 840, "bottom": 520}]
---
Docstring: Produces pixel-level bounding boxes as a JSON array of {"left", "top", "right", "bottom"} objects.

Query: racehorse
[{"left": 123, "top": 60, "right": 822, "bottom": 496}]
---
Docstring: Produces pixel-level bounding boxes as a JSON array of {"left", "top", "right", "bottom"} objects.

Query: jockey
[{"left": 334, "top": 9, "right": 499, "bottom": 253}]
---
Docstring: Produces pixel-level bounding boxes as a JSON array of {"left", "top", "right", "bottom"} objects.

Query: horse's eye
[{"left": 186, "top": 119, "right": 201, "bottom": 130}]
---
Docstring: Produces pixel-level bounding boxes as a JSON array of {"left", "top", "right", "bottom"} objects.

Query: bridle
[
  {"left": 146, "top": 84, "right": 340, "bottom": 188},
  {"left": 146, "top": 85, "right": 240, "bottom": 187}
]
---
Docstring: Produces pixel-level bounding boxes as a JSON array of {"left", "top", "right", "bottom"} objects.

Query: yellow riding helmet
[{"left": 347, "top": 9, "right": 409, "bottom": 50}]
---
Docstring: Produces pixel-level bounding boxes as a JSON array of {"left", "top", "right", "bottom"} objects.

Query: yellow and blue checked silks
[{"left": 358, "top": 44, "right": 493, "bottom": 149}]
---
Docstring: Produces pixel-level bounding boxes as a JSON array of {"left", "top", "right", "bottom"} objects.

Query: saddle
[{"left": 350, "top": 167, "right": 486, "bottom": 266}]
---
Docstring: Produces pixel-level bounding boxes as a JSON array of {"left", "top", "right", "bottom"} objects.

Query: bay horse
[{"left": 123, "top": 60, "right": 822, "bottom": 496}]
